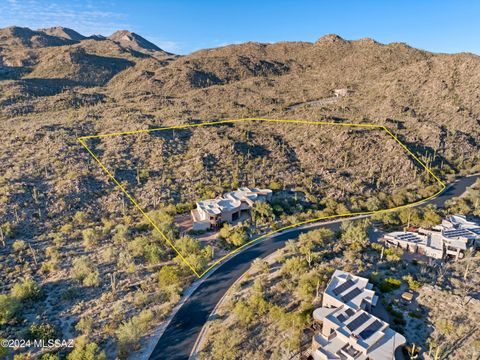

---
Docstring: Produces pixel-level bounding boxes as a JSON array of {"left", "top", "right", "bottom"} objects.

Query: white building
[
  {"left": 311, "top": 270, "right": 405, "bottom": 360},
  {"left": 383, "top": 215, "right": 480, "bottom": 260},
  {"left": 382, "top": 231, "right": 443, "bottom": 259},
  {"left": 191, "top": 187, "right": 272, "bottom": 231}
]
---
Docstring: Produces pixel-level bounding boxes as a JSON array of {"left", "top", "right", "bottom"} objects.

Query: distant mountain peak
[
  {"left": 108, "top": 30, "right": 166, "bottom": 53},
  {"left": 38, "top": 26, "right": 86, "bottom": 41},
  {"left": 315, "top": 34, "right": 348, "bottom": 45}
]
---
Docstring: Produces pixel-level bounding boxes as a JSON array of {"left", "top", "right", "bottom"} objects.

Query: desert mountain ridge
[
  {"left": 0, "top": 25, "right": 479, "bottom": 155},
  {"left": 0, "top": 25, "right": 479, "bottom": 360}
]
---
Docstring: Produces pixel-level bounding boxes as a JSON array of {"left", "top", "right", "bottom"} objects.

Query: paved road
[{"left": 149, "top": 174, "right": 479, "bottom": 360}]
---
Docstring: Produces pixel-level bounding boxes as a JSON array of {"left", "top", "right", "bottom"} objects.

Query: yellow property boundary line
[{"left": 77, "top": 118, "right": 446, "bottom": 278}]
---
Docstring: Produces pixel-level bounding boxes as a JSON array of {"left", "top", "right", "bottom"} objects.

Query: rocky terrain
[{"left": 0, "top": 26, "right": 479, "bottom": 359}]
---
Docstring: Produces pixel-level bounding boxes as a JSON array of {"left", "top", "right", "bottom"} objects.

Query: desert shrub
[
  {"left": 12, "top": 239, "right": 27, "bottom": 252},
  {"left": 71, "top": 256, "right": 92, "bottom": 281},
  {"left": 251, "top": 202, "right": 275, "bottom": 226},
  {"left": 82, "top": 271, "right": 100, "bottom": 287},
  {"left": 71, "top": 256, "right": 100, "bottom": 286},
  {"left": 341, "top": 220, "right": 369, "bottom": 251},
  {"left": 143, "top": 243, "right": 164, "bottom": 265},
  {"left": 60, "top": 223, "right": 73, "bottom": 234},
  {"left": 379, "top": 277, "right": 402, "bottom": 292},
  {"left": 82, "top": 228, "right": 102, "bottom": 247},
  {"left": 101, "top": 247, "right": 116, "bottom": 262},
  {"left": 51, "top": 233, "right": 66, "bottom": 247},
  {"left": 233, "top": 300, "right": 256, "bottom": 325},
  {"left": 385, "top": 247, "right": 403, "bottom": 262},
  {"left": 281, "top": 256, "right": 307, "bottom": 277},
  {"left": 1, "top": 222, "right": 14, "bottom": 238},
  {"left": 208, "top": 327, "right": 244, "bottom": 360},
  {"left": 297, "top": 273, "right": 322, "bottom": 301},
  {"left": 116, "top": 310, "right": 153, "bottom": 355},
  {"left": 11, "top": 278, "right": 42, "bottom": 301},
  {"left": 128, "top": 236, "right": 148, "bottom": 257},
  {"left": 175, "top": 236, "right": 201, "bottom": 253},
  {"left": 0, "top": 294, "right": 19, "bottom": 324},
  {"left": 158, "top": 266, "right": 181, "bottom": 287},
  {"left": 218, "top": 225, "right": 248, "bottom": 247},
  {"left": 75, "top": 316, "right": 94, "bottom": 335},
  {"left": 112, "top": 225, "right": 129, "bottom": 244},
  {"left": 26, "top": 322, "right": 57, "bottom": 341},
  {"left": 402, "top": 274, "right": 421, "bottom": 291},
  {"left": 299, "top": 228, "right": 334, "bottom": 247},
  {"left": 67, "top": 337, "right": 106, "bottom": 360},
  {"left": 226, "top": 229, "right": 248, "bottom": 246},
  {"left": 251, "top": 258, "right": 269, "bottom": 274},
  {"left": 269, "top": 181, "right": 282, "bottom": 190},
  {"left": 73, "top": 211, "right": 88, "bottom": 225}
]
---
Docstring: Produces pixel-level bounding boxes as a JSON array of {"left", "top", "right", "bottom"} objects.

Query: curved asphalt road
[{"left": 149, "top": 174, "right": 479, "bottom": 360}]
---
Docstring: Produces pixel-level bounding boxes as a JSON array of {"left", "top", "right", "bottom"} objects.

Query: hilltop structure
[
  {"left": 383, "top": 215, "right": 480, "bottom": 260},
  {"left": 191, "top": 187, "right": 272, "bottom": 231},
  {"left": 311, "top": 270, "right": 405, "bottom": 360}
]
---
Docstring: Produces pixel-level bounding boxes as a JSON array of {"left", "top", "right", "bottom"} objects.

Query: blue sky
[{"left": 1, "top": 0, "right": 479, "bottom": 55}]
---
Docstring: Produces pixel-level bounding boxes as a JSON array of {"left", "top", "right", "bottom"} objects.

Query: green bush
[
  {"left": 379, "top": 277, "right": 401, "bottom": 293},
  {"left": 1, "top": 222, "right": 14, "bottom": 238},
  {"left": 12, "top": 239, "right": 27, "bottom": 252},
  {"left": 75, "top": 316, "right": 94, "bottom": 335},
  {"left": 116, "top": 310, "right": 153, "bottom": 355},
  {"left": 26, "top": 322, "right": 58, "bottom": 341},
  {"left": 0, "top": 294, "right": 19, "bottom": 324},
  {"left": 11, "top": 278, "right": 42, "bottom": 301},
  {"left": 158, "top": 266, "right": 180, "bottom": 287},
  {"left": 82, "top": 271, "right": 101, "bottom": 287},
  {"left": 82, "top": 228, "right": 102, "bottom": 247},
  {"left": 143, "top": 243, "right": 164, "bottom": 265},
  {"left": 67, "top": 337, "right": 105, "bottom": 360},
  {"left": 402, "top": 274, "right": 421, "bottom": 291},
  {"left": 71, "top": 256, "right": 93, "bottom": 282}
]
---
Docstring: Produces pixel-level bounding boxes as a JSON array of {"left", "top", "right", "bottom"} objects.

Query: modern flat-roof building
[
  {"left": 382, "top": 215, "right": 479, "bottom": 260},
  {"left": 311, "top": 270, "right": 405, "bottom": 360},
  {"left": 382, "top": 231, "right": 444, "bottom": 259},
  {"left": 191, "top": 187, "right": 272, "bottom": 231}
]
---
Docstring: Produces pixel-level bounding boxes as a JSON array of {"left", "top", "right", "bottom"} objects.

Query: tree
[
  {"left": 281, "top": 256, "right": 307, "bottom": 277},
  {"left": 67, "top": 337, "right": 106, "bottom": 360},
  {"left": 299, "top": 228, "right": 333, "bottom": 247},
  {"left": 251, "top": 201, "right": 275, "bottom": 226},
  {"left": 420, "top": 205, "right": 442, "bottom": 227},
  {"left": 175, "top": 236, "right": 200, "bottom": 254},
  {"left": 158, "top": 266, "right": 180, "bottom": 287},
  {"left": 341, "top": 220, "right": 369, "bottom": 252},
  {"left": 116, "top": 310, "right": 153, "bottom": 355},
  {"left": 233, "top": 300, "right": 255, "bottom": 325},
  {"left": 147, "top": 209, "right": 178, "bottom": 240},
  {"left": 227, "top": 229, "right": 248, "bottom": 247}
]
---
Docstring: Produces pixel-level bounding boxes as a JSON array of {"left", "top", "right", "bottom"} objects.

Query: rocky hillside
[{"left": 0, "top": 26, "right": 479, "bottom": 359}]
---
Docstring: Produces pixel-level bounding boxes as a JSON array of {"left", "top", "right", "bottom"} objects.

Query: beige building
[
  {"left": 382, "top": 231, "right": 444, "bottom": 259},
  {"left": 311, "top": 270, "right": 405, "bottom": 360},
  {"left": 191, "top": 187, "right": 272, "bottom": 231},
  {"left": 383, "top": 215, "right": 480, "bottom": 260}
]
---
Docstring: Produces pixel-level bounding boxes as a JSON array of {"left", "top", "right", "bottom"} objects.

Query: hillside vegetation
[{"left": 0, "top": 26, "right": 479, "bottom": 359}]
